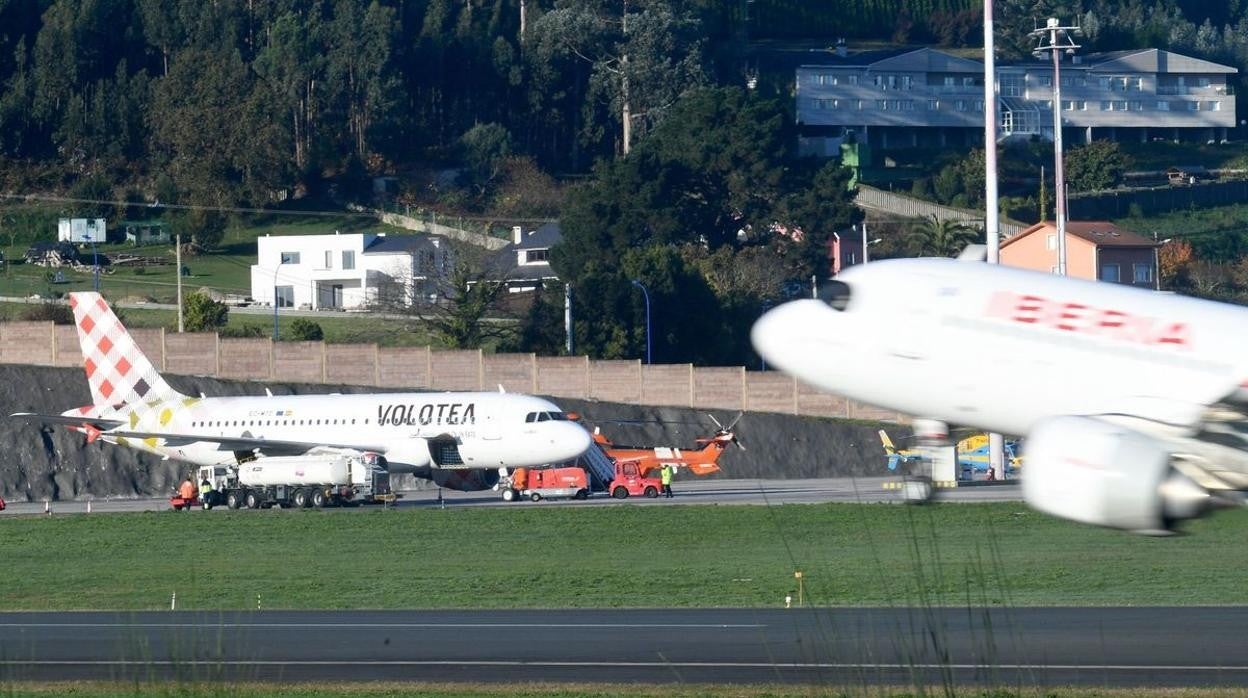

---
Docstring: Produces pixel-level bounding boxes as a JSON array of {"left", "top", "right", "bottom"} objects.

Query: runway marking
[
  {"left": 0, "top": 623, "right": 763, "bottom": 630},
  {"left": 2, "top": 660, "right": 1247, "bottom": 671}
]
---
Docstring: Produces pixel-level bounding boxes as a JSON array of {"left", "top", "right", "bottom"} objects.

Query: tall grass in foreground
[{"left": 2, "top": 503, "right": 1245, "bottom": 610}]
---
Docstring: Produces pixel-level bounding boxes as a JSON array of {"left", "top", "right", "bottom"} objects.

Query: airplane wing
[
  {"left": 101, "top": 429, "right": 391, "bottom": 456},
  {"left": 9, "top": 413, "right": 124, "bottom": 430},
  {"left": 11, "top": 414, "right": 389, "bottom": 456}
]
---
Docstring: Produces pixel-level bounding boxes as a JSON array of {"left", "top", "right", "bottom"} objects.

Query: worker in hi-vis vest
[{"left": 660, "top": 464, "right": 674, "bottom": 499}]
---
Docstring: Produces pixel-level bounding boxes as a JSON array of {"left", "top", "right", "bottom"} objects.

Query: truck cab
[{"left": 609, "top": 459, "right": 662, "bottom": 499}]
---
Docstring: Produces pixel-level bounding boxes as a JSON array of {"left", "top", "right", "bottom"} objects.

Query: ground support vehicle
[
  {"left": 606, "top": 459, "right": 663, "bottom": 499},
  {"left": 184, "top": 452, "right": 392, "bottom": 510},
  {"left": 500, "top": 467, "right": 589, "bottom": 502}
]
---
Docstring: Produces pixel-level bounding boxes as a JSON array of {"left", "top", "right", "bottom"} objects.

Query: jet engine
[
  {"left": 413, "top": 466, "right": 501, "bottom": 491},
  {"left": 1022, "top": 416, "right": 1211, "bottom": 534}
]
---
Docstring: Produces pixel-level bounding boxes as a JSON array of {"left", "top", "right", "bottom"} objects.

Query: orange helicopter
[{"left": 582, "top": 413, "right": 744, "bottom": 477}]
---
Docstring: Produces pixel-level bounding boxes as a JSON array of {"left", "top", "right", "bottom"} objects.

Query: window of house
[
  {"left": 848, "top": 74, "right": 858, "bottom": 85},
  {"left": 1129, "top": 101, "right": 1142, "bottom": 111},
  {"left": 1189, "top": 101, "right": 1201, "bottom": 110},
  {"left": 1040, "top": 75, "right": 1052, "bottom": 87},
  {"left": 962, "top": 76, "right": 975, "bottom": 87},
  {"left": 902, "top": 75, "right": 912, "bottom": 90},
  {"left": 887, "top": 75, "right": 897, "bottom": 89},
  {"left": 1198, "top": 76, "right": 1210, "bottom": 87},
  {"left": 275, "top": 285, "right": 294, "bottom": 308},
  {"left": 1062, "top": 100, "right": 1074, "bottom": 110},
  {"left": 1157, "top": 100, "right": 1170, "bottom": 111},
  {"left": 1114, "top": 100, "right": 1128, "bottom": 111},
  {"left": 1099, "top": 264, "right": 1121, "bottom": 283},
  {"left": 1000, "top": 74, "right": 1022, "bottom": 97},
  {"left": 1100, "top": 101, "right": 1111, "bottom": 111},
  {"left": 877, "top": 100, "right": 888, "bottom": 110},
  {"left": 1099, "top": 77, "right": 1111, "bottom": 89},
  {"left": 943, "top": 76, "right": 955, "bottom": 87},
  {"left": 342, "top": 250, "right": 355, "bottom": 270},
  {"left": 1077, "top": 100, "right": 1086, "bottom": 110},
  {"left": 1209, "top": 101, "right": 1221, "bottom": 111},
  {"left": 856, "top": 100, "right": 864, "bottom": 110},
  {"left": 525, "top": 248, "right": 549, "bottom": 264},
  {"left": 324, "top": 250, "right": 333, "bottom": 269},
  {"left": 1133, "top": 264, "right": 1153, "bottom": 283},
  {"left": 280, "top": 251, "right": 300, "bottom": 264},
  {"left": 955, "top": 100, "right": 968, "bottom": 111},
  {"left": 928, "top": 99, "right": 940, "bottom": 110},
  {"left": 1046, "top": 234, "right": 1057, "bottom": 251}
]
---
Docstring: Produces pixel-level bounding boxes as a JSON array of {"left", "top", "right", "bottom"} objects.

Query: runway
[
  {"left": 0, "top": 476, "right": 1021, "bottom": 515},
  {"left": 1, "top": 608, "right": 1245, "bottom": 687}
]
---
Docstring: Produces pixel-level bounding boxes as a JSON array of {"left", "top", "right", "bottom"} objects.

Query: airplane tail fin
[
  {"left": 69, "top": 292, "right": 184, "bottom": 407},
  {"left": 878, "top": 430, "right": 898, "bottom": 455}
]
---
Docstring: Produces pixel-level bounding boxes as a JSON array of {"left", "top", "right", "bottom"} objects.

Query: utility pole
[
  {"left": 564, "top": 283, "right": 573, "bottom": 354},
  {"left": 984, "top": 0, "right": 1006, "bottom": 481},
  {"left": 175, "top": 232, "right": 184, "bottom": 333}
]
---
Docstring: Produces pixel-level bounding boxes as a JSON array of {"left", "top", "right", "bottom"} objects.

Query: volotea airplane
[
  {"left": 590, "top": 413, "right": 743, "bottom": 477},
  {"left": 12, "top": 292, "right": 591, "bottom": 492},
  {"left": 753, "top": 252, "right": 1248, "bottom": 534}
]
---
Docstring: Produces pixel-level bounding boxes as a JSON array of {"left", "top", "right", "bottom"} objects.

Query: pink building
[{"left": 1000, "top": 221, "right": 1160, "bottom": 289}]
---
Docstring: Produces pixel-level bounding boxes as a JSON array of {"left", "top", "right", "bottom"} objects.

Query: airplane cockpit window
[
  {"left": 818, "top": 280, "right": 853, "bottom": 311},
  {"left": 526, "top": 411, "right": 568, "bottom": 422}
]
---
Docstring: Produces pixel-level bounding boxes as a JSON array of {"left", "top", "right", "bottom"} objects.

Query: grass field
[
  {"left": 2, "top": 503, "right": 1246, "bottom": 611},
  {"left": 0, "top": 300, "right": 453, "bottom": 348}
]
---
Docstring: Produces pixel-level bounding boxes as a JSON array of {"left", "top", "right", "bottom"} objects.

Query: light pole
[
  {"left": 272, "top": 261, "right": 285, "bottom": 341},
  {"left": 630, "top": 279, "right": 651, "bottom": 365},
  {"left": 1030, "top": 17, "right": 1080, "bottom": 277}
]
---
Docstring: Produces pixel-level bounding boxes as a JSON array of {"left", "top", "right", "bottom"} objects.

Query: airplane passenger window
[{"left": 818, "top": 280, "right": 853, "bottom": 311}]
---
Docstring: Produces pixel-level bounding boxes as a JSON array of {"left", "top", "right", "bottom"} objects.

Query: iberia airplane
[
  {"left": 753, "top": 253, "right": 1248, "bottom": 534},
  {"left": 12, "top": 292, "right": 591, "bottom": 492}
]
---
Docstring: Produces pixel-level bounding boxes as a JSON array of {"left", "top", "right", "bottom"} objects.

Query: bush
[
  {"left": 287, "top": 318, "right": 324, "bottom": 341},
  {"left": 182, "top": 292, "right": 228, "bottom": 331},
  {"left": 19, "top": 302, "right": 74, "bottom": 324}
]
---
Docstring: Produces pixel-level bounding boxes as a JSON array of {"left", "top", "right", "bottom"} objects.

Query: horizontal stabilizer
[{"left": 9, "top": 412, "right": 124, "bottom": 430}]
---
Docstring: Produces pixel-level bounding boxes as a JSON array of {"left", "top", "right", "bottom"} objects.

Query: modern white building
[
  {"left": 58, "top": 218, "right": 107, "bottom": 244},
  {"left": 249, "top": 232, "right": 452, "bottom": 310}
]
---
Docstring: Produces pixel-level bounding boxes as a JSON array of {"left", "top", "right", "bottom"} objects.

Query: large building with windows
[
  {"left": 250, "top": 232, "right": 452, "bottom": 310},
  {"left": 796, "top": 46, "right": 1237, "bottom": 155}
]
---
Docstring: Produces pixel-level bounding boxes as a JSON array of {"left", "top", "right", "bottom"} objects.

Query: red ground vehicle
[
  {"left": 0, "top": 495, "right": 6, "bottom": 511},
  {"left": 607, "top": 459, "right": 662, "bottom": 499},
  {"left": 503, "top": 466, "right": 589, "bottom": 502},
  {"left": 169, "top": 492, "right": 199, "bottom": 510}
]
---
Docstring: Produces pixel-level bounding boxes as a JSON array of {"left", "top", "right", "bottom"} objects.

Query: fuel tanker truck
[{"left": 182, "top": 452, "right": 394, "bottom": 510}]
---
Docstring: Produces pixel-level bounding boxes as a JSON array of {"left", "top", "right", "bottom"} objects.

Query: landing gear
[
  {"left": 902, "top": 476, "right": 934, "bottom": 504},
  {"left": 501, "top": 488, "right": 517, "bottom": 502}
]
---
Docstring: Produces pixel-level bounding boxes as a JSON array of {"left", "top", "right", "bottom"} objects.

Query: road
[
  {"left": 0, "top": 608, "right": 1244, "bottom": 687},
  {"left": 1, "top": 477, "right": 1022, "bottom": 515}
]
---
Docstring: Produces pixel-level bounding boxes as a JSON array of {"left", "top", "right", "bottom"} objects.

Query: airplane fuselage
[
  {"left": 93, "top": 391, "right": 591, "bottom": 471},
  {"left": 753, "top": 259, "right": 1248, "bottom": 436}
]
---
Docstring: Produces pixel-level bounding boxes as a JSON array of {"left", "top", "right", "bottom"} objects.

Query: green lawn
[{"left": 2, "top": 503, "right": 1246, "bottom": 611}]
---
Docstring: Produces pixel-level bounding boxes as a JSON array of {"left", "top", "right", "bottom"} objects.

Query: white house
[
  {"left": 250, "top": 232, "right": 452, "bottom": 310},
  {"left": 58, "top": 218, "right": 107, "bottom": 244},
  {"left": 486, "top": 222, "right": 562, "bottom": 292}
]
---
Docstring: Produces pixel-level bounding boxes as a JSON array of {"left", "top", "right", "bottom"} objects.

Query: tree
[
  {"left": 504, "top": 283, "right": 567, "bottom": 355},
  {"left": 1065, "top": 140, "right": 1131, "bottom": 192},
  {"left": 183, "top": 291, "right": 228, "bottom": 332},
  {"left": 906, "top": 215, "right": 981, "bottom": 257},
  {"left": 1158, "top": 238, "right": 1194, "bottom": 290}
]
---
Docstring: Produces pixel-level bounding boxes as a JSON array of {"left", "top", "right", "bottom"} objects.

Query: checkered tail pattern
[{"left": 70, "top": 292, "right": 183, "bottom": 407}]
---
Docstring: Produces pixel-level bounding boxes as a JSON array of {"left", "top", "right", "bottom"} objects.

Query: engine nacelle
[
  {"left": 1022, "top": 416, "right": 1210, "bottom": 534},
  {"left": 413, "top": 466, "right": 501, "bottom": 492}
]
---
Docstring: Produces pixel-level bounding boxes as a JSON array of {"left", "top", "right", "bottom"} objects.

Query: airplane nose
[
  {"left": 751, "top": 299, "right": 835, "bottom": 374},
  {"left": 552, "top": 422, "right": 593, "bottom": 461}
]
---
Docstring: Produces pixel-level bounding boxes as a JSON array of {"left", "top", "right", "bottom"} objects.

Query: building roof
[
  {"left": 488, "top": 222, "right": 562, "bottom": 283},
  {"left": 801, "top": 46, "right": 1236, "bottom": 75},
  {"left": 363, "top": 234, "right": 445, "bottom": 254},
  {"left": 1082, "top": 49, "right": 1237, "bottom": 74},
  {"left": 1003, "top": 221, "right": 1160, "bottom": 249}
]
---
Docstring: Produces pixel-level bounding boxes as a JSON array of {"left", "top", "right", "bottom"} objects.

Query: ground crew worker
[
  {"left": 179, "top": 476, "right": 196, "bottom": 502},
  {"left": 660, "top": 464, "right": 674, "bottom": 498},
  {"left": 199, "top": 477, "right": 214, "bottom": 507}
]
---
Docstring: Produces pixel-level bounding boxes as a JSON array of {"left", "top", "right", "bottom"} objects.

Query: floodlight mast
[
  {"left": 1029, "top": 17, "right": 1081, "bottom": 278},
  {"left": 984, "top": 0, "right": 1006, "bottom": 480}
]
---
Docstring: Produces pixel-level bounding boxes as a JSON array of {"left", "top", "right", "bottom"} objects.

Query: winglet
[{"left": 957, "top": 244, "right": 987, "bottom": 262}]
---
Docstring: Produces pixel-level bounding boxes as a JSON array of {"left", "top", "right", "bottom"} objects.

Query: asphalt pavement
[
  {"left": 0, "top": 476, "right": 1023, "bottom": 515},
  {"left": 0, "top": 607, "right": 1244, "bottom": 687}
]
